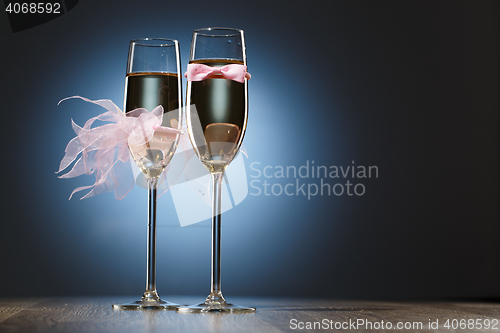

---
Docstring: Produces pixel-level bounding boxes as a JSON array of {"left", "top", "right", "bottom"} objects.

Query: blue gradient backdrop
[{"left": 0, "top": 0, "right": 498, "bottom": 300}]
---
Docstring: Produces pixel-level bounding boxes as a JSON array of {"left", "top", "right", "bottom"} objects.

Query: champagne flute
[
  {"left": 113, "top": 38, "right": 182, "bottom": 310},
  {"left": 177, "top": 28, "right": 255, "bottom": 313}
]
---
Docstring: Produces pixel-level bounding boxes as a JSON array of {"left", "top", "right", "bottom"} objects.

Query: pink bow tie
[{"left": 185, "top": 63, "right": 251, "bottom": 83}]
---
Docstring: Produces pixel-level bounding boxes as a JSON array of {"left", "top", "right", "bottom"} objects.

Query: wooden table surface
[{"left": 1, "top": 296, "right": 500, "bottom": 332}]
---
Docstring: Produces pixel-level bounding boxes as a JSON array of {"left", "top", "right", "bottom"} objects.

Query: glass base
[
  {"left": 113, "top": 299, "right": 182, "bottom": 310},
  {"left": 113, "top": 291, "right": 182, "bottom": 310},
  {"left": 176, "top": 298, "right": 256, "bottom": 313}
]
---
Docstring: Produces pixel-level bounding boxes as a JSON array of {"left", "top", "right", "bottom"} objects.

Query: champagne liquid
[
  {"left": 187, "top": 59, "right": 247, "bottom": 173},
  {"left": 125, "top": 72, "right": 181, "bottom": 178}
]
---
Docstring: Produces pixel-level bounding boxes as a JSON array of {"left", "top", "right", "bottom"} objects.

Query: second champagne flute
[{"left": 177, "top": 27, "right": 255, "bottom": 313}]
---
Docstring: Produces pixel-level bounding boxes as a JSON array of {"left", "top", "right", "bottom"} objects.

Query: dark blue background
[{"left": 0, "top": 0, "right": 498, "bottom": 300}]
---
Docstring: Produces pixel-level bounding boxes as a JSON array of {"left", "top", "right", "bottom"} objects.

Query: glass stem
[
  {"left": 143, "top": 176, "right": 160, "bottom": 302},
  {"left": 207, "top": 171, "right": 225, "bottom": 304}
]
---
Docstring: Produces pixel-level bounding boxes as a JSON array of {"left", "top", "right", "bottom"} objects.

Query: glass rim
[
  {"left": 193, "top": 27, "right": 242, "bottom": 37},
  {"left": 129, "top": 38, "right": 178, "bottom": 47}
]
